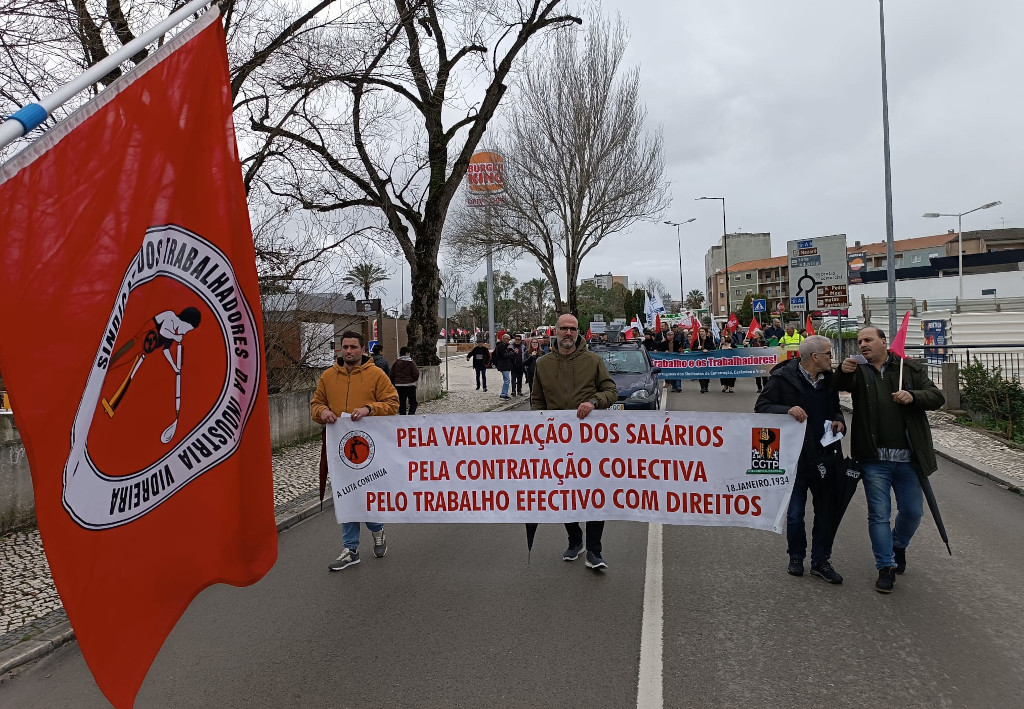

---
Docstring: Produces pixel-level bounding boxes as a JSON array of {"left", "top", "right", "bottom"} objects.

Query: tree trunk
[{"left": 407, "top": 225, "right": 443, "bottom": 366}]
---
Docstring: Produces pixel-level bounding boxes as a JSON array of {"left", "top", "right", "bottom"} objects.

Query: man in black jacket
[
  {"left": 494, "top": 334, "right": 513, "bottom": 400},
  {"left": 756, "top": 335, "right": 846, "bottom": 583},
  {"left": 834, "top": 326, "right": 944, "bottom": 593},
  {"left": 466, "top": 342, "right": 491, "bottom": 391}
]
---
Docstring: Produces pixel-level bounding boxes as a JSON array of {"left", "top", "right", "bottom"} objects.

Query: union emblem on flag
[{"left": 0, "top": 9, "right": 276, "bottom": 707}]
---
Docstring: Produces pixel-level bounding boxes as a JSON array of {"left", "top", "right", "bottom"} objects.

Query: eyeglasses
[
  {"left": 557, "top": 326, "right": 578, "bottom": 332},
  {"left": 812, "top": 350, "right": 833, "bottom": 357}
]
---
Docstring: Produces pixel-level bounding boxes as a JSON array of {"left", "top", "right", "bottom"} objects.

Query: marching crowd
[{"left": 310, "top": 316, "right": 944, "bottom": 594}]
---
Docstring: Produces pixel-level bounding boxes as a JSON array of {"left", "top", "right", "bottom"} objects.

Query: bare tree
[
  {"left": 638, "top": 277, "right": 673, "bottom": 305},
  {"left": 246, "top": 0, "right": 582, "bottom": 365},
  {"left": 447, "top": 13, "right": 669, "bottom": 314}
]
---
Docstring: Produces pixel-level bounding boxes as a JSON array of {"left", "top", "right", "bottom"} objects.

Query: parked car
[{"left": 588, "top": 342, "right": 661, "bottom": 410}]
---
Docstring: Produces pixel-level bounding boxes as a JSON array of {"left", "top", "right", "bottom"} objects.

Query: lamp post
[
  {"left": 697, "top": 197, "right": 728, "bottom": 314},
  {"left": 923, "top": 201, "right": 1001, "bottom": 302},
  {"left": 878, "top": 0, "right": 897, "bottom": 336},
  {"left": 663, "top": 218, "right": 696, "bottom": 307}
]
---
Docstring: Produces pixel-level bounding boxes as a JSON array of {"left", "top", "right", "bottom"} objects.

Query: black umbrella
[
  {"left": 918, "top": 471, "right": 953, "bottom": 556},
  {"left": 821, "top": 456, "right": 862, "bottom": 543},
  {"left": 525, "top": 523, "right": 539, "bottom": 563}
]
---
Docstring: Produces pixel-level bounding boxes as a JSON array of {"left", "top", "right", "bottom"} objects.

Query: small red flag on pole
[
  {"left": 890, "top": 310, "right": 912, "bottom": 390},
  {"left": 805, "top": 315, "right": 815, "bottom": 336},
  {"left": 746, "top": 316, "right": 760, "bottom": 342}
]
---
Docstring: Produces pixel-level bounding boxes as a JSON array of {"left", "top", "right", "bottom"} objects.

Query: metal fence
[{"left": 820, "top": 340, "right": 1024, "bottom": 388}]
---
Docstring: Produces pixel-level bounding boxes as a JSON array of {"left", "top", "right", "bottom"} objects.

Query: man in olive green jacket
[
  {"left": 834, "top": 326, "right": 944, "bottom": 594},
  {"left": 531, "top": 313, "right": 618, "bottom": 570}
]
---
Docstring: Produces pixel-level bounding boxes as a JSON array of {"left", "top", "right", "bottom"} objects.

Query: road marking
[{"left": 637, "top": 522, "right": 663, "bottom": 709}]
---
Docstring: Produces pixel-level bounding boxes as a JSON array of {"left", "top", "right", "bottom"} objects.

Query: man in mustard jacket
[{"left": 311, "top": 330, "right": 399, "bottom": 571}]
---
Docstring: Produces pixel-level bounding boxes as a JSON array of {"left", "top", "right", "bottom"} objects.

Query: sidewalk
[
  {"left": 0, "top": 355, "right": 521, "bottom": 671},
  {"left": 838, "top": 392, "right": 1024, "bottom": 492}
]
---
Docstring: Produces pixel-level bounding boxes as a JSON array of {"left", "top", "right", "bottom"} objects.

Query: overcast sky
[{"left": 391, "top": 0, "right": 1024, "bottom": 310}]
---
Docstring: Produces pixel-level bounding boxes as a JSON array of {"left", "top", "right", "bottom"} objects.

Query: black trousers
[
  {"left": 755, "top": 376, "right": 767, "bottom": 391},
  {"left": 698, "top": 379, "right": 710, "bottom": 392},
  {"left": 512, "top": 370, "right": 524, "bottom": 394},
  {"left": 398, "top": 386, "right": 418, "bottom": 415},
  {"left": 565, "top": 521, "right": 605, "bottom": 554}
]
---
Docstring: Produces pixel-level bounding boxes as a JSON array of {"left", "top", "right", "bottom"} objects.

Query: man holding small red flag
[
  {"left": 0, "top": 8, "right": 276, "bottom": 707},
  {"left": 835, "top": 318, "right": 944, "bottom": 594}
]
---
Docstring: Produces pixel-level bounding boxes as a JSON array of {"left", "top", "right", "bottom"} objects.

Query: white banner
[{"left": 326, "top": 410, "right": 804, "bottom": 533}]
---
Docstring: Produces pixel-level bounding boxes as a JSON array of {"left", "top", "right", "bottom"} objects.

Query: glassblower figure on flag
[{"left": 100, "top": 307, "right": 201, "bottom": 443}]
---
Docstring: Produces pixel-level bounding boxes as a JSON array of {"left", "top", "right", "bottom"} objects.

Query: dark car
[{"left": 589, "top": 342, "right": 661, "bottom": 410}]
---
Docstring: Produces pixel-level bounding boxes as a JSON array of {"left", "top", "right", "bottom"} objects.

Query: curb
[
  {"left": 0, "top": 495, "right": 336, "bottom": 677},
  {"left": 840, "top": 402, "right": 1023, "bottom": 495}
]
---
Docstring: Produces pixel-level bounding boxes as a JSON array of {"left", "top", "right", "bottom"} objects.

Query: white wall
[{"left": 849, "top": 269, "right": 1024, "bottom": 320}]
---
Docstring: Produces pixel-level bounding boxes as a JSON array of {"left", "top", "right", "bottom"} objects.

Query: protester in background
[
  {"left": 524, "top": 340, "right": 541, "bottom": 393},
  {"left": 466, "top": 341, "right": 491, "bottom": 391},
  {"left": 666, "top": 324, "right": 685, "bottom": 393},
  {"left": 756, "top": 335, "right": 846, "bottom": 583},
  {"left": 745, "top": 328, "right": 769, "bottom": 392},
  {"left": 765, "top": 318, "right": 785, "bottom": 342},
  {"left": 531, "top": 313, "right": 618, "bottom": 570},
  {"left": 494, "top": 333, "right": 513, "bottom": 400},
  {"left": 655, "top": 323, "right": 671, "bottom": 352},
  {"left": 312, "top": 331, "right": 399, "bottom": 571},
  {"left": 780, "top": 323, "right": 803, "bottom": 360},
  {"left": 693, "top": 326, "right": 716, "bottom": 393},
  {"left": 370, "top": 344, "right": 391, "bottom": 377},
  {"left": 835, "top": 326, "right": 944, "bottom": 594},
  {"left": 719, "top": 338, "right": 737, "bottom": 392},
  {"left": 390, "top": 346, "right": 420, "bottom": 415},
  {"left": 510, "top": 334, "right": 526, "bottom": 396}
]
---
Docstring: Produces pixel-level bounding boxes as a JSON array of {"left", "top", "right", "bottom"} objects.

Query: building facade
[{"left": 581, "top": 273, "right": 629, "bottom": 291}]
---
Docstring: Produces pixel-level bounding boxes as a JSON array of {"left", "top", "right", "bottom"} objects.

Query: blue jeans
[
  {"left": 861, "top": 461, "right": 924, "bottom": 569},
  {"left": 474, "top": 366, "right": 487, "bottom": 389},
  {"left": 786, "top": 472, "right": 830, "bottom": 564},
  {"left": 342, "top": 521, "right": 383, "bottom": 552},
  {"left": 500, "top": 370, "right": 511, "bottom": 397}
]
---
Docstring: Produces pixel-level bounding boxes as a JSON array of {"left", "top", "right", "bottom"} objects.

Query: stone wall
[{"left": 0, "top": 389, "right": 329, "bottom": 534}]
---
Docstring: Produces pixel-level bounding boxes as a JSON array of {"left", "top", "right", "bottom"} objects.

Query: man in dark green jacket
[
  {"left": 834, "top": 326, "right": 944, "bottom": 594},
  {"left": 531, "top": 313, "right": 618, "bottom": 570}
]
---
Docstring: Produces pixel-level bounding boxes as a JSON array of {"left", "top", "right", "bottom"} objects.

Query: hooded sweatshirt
[{"left": 311, "top": 355, "right": 399, "bottom": 422}]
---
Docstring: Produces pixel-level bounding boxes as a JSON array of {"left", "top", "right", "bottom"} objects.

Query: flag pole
[{"left": 0, "top": 0, "right": 214, "bottom": 151}]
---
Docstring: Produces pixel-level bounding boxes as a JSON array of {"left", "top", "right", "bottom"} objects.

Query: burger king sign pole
[{"left": 467, "top": 151, "right": 506, "bottom": 349}]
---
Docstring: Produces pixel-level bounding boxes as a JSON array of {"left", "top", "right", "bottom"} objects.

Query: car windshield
[{"left": 596, "top": 350, "right": 648, "bottom": 374}]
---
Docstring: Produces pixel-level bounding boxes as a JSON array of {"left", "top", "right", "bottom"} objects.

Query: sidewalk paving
[
  {"left": 0, "top": 355, "right": 520, "bottom": 666},
  {"left": 2, "top": 364, "right": 1019, "bottom": 672}
]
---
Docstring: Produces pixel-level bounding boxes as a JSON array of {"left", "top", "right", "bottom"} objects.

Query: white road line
[{"left": 637, "top": 522, "right": 663, "bottom": 709}]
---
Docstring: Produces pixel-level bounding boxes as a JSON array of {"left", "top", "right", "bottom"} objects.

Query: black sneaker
[
  {"left": 787, "top": 557, "right": 804, "bottom": 576},
  {"left": 371, "top": 528, "right": 387, "bottom": 558},
  {"left": 562, "top": 543, "right": 584, "bottom": 561},
  {"left": 875, "top": 566, "right": 897, "bottom": 593},
  {"left": 810, "top": 560, "right": 843, "bottom": 584},
  {"left": 894, "top": 547, "right": 906, "bottom": 574},
  {"left": 585, "top": 550, "right": 607, "bottom": 570},
  {"left": 328, "top": 548, "right": 360, "bottom": 572}
]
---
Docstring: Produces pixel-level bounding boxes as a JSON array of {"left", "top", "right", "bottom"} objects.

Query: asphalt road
[{"left": 2, "top": 379, "right": 1023, "bottom": 708}]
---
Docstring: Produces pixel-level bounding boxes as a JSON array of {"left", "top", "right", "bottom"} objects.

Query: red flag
[
  {"left": 726, "top": 312, "right": 740, "bottom": 332},
  {"left": 746, "top": 316, "right": 760, "bottom": 341},
  {"left": 655, "top": 312, "right": 661, "bottom": 332},
  {"left": 586, "top": 327, "right": 592, "bottom": 340},
  {"left": 889, "top": 310, "right": 912, "bottom": 358},
  {"left": 691, "top": 328, "right": 700, "bottom": 350},
  {"left": 0, "top": 11, "right": 276, "bottom": 707},
  {"left": 805, "top": 316, "right": 815, "bottom": 336}
]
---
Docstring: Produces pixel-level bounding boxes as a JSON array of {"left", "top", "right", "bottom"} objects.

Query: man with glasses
[
  {"left": 755, "top": 335, "right": 846, "bottom": 584},
  {"left": 531, "top": 313, "right": 618, "bottom": 569}
]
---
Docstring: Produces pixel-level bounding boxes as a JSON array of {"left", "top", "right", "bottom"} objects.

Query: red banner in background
[{"left": 0, "top": 10, "right": 276, "bottom": 708}]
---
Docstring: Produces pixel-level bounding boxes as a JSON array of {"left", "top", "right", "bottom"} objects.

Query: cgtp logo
[
  {"left": 746, "top": 427, "right": 785, "bottom": 475},
  {"left": 63, "top": 225, "right": 260, "bottom": 530}
]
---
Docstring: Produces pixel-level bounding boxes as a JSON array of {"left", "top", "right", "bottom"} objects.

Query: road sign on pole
[
  {"left": 787, "top": 234, "right": 849, "bottom": 310},
  {"left": 752, "top": 299, "right": 766, "bottom": 313}
]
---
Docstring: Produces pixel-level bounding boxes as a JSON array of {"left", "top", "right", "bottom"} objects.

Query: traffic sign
[
  {"left": 787, "top": 234, "right": 849, "bottom": 310},
  {"left": 752, "top": 299, "right": 766, "bottom": 313}
]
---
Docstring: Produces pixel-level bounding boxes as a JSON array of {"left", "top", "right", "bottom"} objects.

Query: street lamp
[
  {"left": 696, "top": 197, "right": 728, "bottom": 314},
  {"left": 663, "top": 218, "right": 696, "bottom": 307},
  {"left": 922, "top": 201, "right": 1001, "bottom": 302}
]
